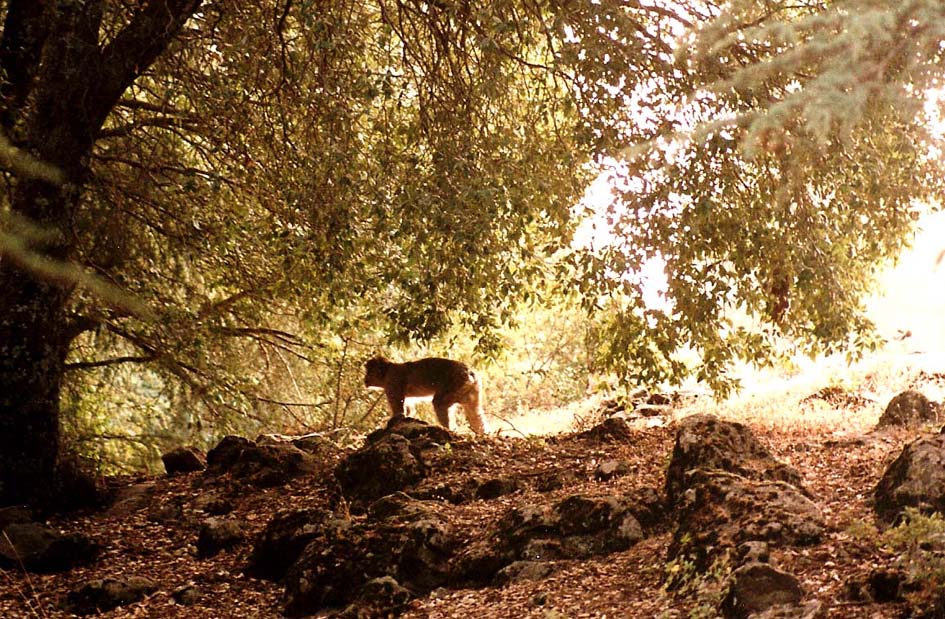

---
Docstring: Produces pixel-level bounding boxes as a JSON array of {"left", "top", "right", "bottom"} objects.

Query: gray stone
[
  {"left": 722, "top": 563, "right": 803, "bottom": 619},
  {"left": 669, "top": 470, "right": 824, "bottom": 572},
  {"left": 594, "top": 459, "right": 631, "bottom": 481},
  {"left": 874, "top": 433, "right": 945, "bottom": 524},
  {"left": 666, "top": 415, "right": 805, "bottom": 507},
  {"left": 196, "top": 517, "right": 246, "bottom": 558},
  {"left": 876, "top": 390, "right": 940, "bottom": 429}
]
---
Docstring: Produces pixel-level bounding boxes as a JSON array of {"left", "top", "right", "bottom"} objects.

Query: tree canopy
[{"left": 1, "top": 0, "right": 943, "bottom": 501}]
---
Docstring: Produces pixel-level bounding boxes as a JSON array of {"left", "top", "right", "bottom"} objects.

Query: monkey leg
[
  {"left": 432, "top": 397, "right": 451, "bottom": 429},
  {"left": 461, "top": 392, "right": 488, "bottom": 435}
]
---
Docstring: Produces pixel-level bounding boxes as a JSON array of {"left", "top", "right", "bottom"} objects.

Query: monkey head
[{"left": 364, "top": 356, "right": 392, "bottom": 389}]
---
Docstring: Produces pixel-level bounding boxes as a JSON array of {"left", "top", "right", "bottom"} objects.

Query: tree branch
[
  {"left": 0, "top": 1, "right": 53, "bottom": 129},
  {"left": 64, "top": 355, "right": 156, "bottom": 371}
]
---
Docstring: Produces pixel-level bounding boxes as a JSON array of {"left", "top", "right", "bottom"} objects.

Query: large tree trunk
[
  {"left": 0, "top": 0, "right": 204, "bottom": 508},
  {"left": 0, "top": 257, "right": 72, "bottom": 506},
  {"left": 0, "top": 172, "right": 78, "bottom": 506}
]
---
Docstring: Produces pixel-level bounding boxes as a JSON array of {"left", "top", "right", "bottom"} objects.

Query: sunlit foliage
[{"left": 3, "top": 0, "right": 945, "bottom": 474}]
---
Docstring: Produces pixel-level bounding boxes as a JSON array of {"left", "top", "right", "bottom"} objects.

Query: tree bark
[
  {"left": 0, "top": 241, "right": 72, "bottom": 505},
  {"left": 0, "top": 0, "right": 204, "bottom": 508}
]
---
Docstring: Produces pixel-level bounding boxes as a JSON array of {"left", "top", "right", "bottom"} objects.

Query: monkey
[{"left": 364, "top": 356, "right": 489, "bottom": 435}]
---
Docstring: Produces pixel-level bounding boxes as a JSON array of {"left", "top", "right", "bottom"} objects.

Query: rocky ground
[{"left": 2, "top": 381, "right": 945, "bottom": 619}]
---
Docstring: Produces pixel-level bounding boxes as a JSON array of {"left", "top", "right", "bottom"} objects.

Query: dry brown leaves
[{"left": 0, "top": 420, "right": 925, "bottom": 619}]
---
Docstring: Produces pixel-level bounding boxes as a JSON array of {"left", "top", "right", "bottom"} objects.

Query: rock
[
  {"left": 367, "top": 492, "right": 442, "bottom": 522},
  {"left": 475, "top": 477, "right": 520, "bottom": 500},
  {"left": 749, "top": 600, "right": 824, "bottom": 619},
  {"left": 451, "top": 493, "right": 646, "bottom": 586},
  {"left": 62, "top": 576, "right": 157, "bottom": 615},
  {"left": 194, "top": 490, "right": 234, "bottom": 515},
  {"left": 0, "top": 522, "right": 99, "bottom": 572},
  {"left": 576, "top": 417, "right": 633, "bottom": 442},
  {"left": 594, "top": 459, "right": 631, "bottom": 481},
  {"left": 282, "top": 506, "right": 454, "bottom": 617},
  {"left": 846, "top": 568, "right": 904, "bottom": 603},
  {"left": 668, "top": 470, "right": 825, "bottom": 572},
  {"left": 495, "top": 560, "right": 556, "bottom": 585},
  {"left": 0, "top": 505, "right": 32, "bottom": 529},
  {"left": 623, "top": 486, "right": 667, "bottom": 531},
  {"left": 172, "top": 584, "right": 202, "bottom": 605},
  {"left": 206, "top": 435, "right": 318, "bottom": 487},
  {"left": 665, "top": 415, "right": 805, "bottom": 507},
  {"left": 196, "top": 517, "right": 246, "bottom": 558},
  {"left": 721, "top": 563, "right": 803, "bottom": 619},
  {"left": 146, "top": 497, "right": 184, "bottom": 524},
  {"left": 206, "top": 435, "right": 255, "bottom": 470},
  {"left": 335, "top": 434, "right": 424, "bottom": 507},
  {"left": 334, "top": 576, "right": 411, "bottom": 618},
  {"left": 107, "top": 482, "right": 156, "bottom": 516},
  {"left": 876, "top": 390, "right": 941, "bottom": 429},
  {"left": 367, "top": 416, "right": 453, "bottom": 446},
  {"left": 874, "top": 433, "right": 945, "bottom": 524},
  {"left": 246, "top": 508, "right": 345, "bottom": 581},
  {"left": 737, "top": 541, "right": 771, "bottom": 564},
  {"left": 292, "top": 433, "right": 342, "bottom": 459},
  {"left": 866, "top": 568, "right": 904, "bottom": 603},
  {"left": 257, "top": 432, "right": 343, "bottom": 459},
  {"left": 162, "top": 446, "right": 206, "bottom": 474}
]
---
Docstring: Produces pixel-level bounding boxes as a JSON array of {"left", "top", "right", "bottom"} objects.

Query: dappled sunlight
[
  {"left": 868, "top": 209, "right": 945, "bottom": 356},
  {"left": 678, "top": 208, "right": 945, "bottom": 432},
  {"left": 496, "top": 205, "right": 945, "bottom": 438}
]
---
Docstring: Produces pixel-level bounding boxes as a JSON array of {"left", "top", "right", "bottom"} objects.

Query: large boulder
[
  {"left": 246, "top": 507, "right": 338, "bottom": 581},
  {"left": 0, "top": 522, "right": 99, "bottom": 573},
  {"left": 668, "top": 470, "right": 825, "bottom": 572},
  {"left": 335, "top": 434, "right": 425, "bottom": 507},
  {"left": 876, "top": 390, "right": 941, "bottom": 429},
  {"left": 451, "top": 493, "right": 648, "bottom": 587},
  {"left": 665, "top": 415, "right": 805, "bottom": 507},
  {"left": 874, "top": 432, "right": 945, "bottom": 524},
  {"left": 205, "top": 435, "right": 318, "bottom": 487},
  {"left": 281, "top": 495, "right": 454, "bottom": 617}
]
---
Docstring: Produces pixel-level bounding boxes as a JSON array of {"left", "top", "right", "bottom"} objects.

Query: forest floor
[{"left": 2, "top": 352, "right": 945, "bottom": 619}]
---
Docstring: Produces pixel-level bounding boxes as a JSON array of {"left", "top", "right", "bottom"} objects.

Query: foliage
[
  {"left": 0, "top": 0, "right": 603, "bottom": 463},
  {"left": 470, "top": 296, "right": 593, "bottom": 419},
  {"left": 661, "top": 545, "right": 732, "bottom": 619},
  {"left": 570, "top": 0, "right": 945, "bottom": 394},
  {"left": 881, "top": 508, "right": 945, "bottom": 590},
  {"left": 4, "top": 0, "right": 945, "bottom": 479}
]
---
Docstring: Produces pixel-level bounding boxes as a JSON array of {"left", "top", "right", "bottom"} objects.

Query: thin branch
[
  {"left": 98, "top": 116, "right": 201, "bottom": 139},
  {"left": 65, "top": 355, "right": 156, "bottom": 371},
  {"left": 255, "top": 396, "right": 329, "bottom": 408}
]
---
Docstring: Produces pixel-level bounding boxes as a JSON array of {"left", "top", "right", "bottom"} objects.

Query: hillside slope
[{"left": 4, "top": 373, "right": 945, "bottom": 619}]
